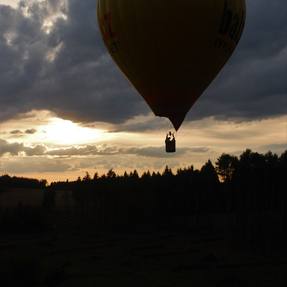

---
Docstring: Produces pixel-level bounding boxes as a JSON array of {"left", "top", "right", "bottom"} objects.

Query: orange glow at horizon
[{"left": 0, "top": 112, "right": 286, "bottom": 183}]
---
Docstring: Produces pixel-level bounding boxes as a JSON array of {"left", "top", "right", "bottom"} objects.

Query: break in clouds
[{"left": 0, "top": 0, "right": 286, "bottom": 127}]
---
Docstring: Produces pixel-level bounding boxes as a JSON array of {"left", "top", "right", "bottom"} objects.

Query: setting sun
[{"left": 40, "top": 118, "right": 108, "bottom": 145}]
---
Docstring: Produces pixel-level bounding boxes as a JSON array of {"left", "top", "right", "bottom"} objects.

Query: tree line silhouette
[
  {"left": 0, "top": 175, "right": 47, "bottom": 192},
  {"left": 44, "top": 149, "right": 287, "bottom": 216},
  {"left": 0, "top": 149, "right": 286, "bottom": 216}
]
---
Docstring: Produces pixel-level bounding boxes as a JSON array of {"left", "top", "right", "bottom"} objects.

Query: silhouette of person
[
  {"left": 165, "top": 131, "right": 176, "bottom": 153},
  {"left": 166, "top": 133, "right": 170, "bottom": 142},
  {"left": 171, "top": 133, "right": 175, "bottom": 143}
]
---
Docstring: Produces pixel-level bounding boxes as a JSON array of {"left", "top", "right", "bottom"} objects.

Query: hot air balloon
[{"left": 97, "top": 0, "right": 246, "bottom": 152}]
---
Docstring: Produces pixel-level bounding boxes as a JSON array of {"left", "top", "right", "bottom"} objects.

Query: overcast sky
[{"left": 0, "top": 0, "right": 286, "bottom": 181}]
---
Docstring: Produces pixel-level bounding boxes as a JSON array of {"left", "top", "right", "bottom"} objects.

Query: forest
[
  {"left": 0, "top": 149, "right": 286, "bottom": 230},
  {"left": 44, "top": 148, "right": 286, "bottom": 213},
  {"left": 0, "top": 149, "right": 286, "bottom": 215}
]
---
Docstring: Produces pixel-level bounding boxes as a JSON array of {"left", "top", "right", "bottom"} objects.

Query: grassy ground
[
  {"left": 1, "top": 188, "right": 287, "bottom": 286},
  {"left": 1, "top": 215, "right": 287, "bottom": 287}
]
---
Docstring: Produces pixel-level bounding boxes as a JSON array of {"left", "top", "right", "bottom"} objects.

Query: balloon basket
[{"left": 165, "top": 132, "right": 176, "bottom": 153}]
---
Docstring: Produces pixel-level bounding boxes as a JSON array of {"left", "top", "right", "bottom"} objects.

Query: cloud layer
[
  {"left": 0, "top": 0, "right": 286, "bottom": 128},
  {"left": 0, "top": 137, "right": 205, "bottom": 158}
]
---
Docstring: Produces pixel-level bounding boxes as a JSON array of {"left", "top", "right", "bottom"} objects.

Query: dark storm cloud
[
  {"left": 0, "top": 0, "right": 286, "bottom": 127},
  {"left": 0, "top": 0, "right": 145, "bottom": 124},
  {"left": 189, "top": 0, "right": 287, "bottom": 121}
]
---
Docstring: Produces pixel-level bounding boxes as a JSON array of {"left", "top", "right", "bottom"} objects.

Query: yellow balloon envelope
[{"left": 98, "top": 0, "right": 246, "bottom": 130}]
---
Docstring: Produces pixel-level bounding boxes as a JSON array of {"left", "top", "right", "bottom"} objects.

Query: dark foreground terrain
[{"left": 1, "top": 208, "right": 287, "bottom": 287}]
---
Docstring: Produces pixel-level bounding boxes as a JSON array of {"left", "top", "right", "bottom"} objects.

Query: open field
[
  {"left": 1, "top": 208, "right": 287, "bottom": 287},
  {"left": 1, "top": 181, "right": 287, "bottom": 287}
]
